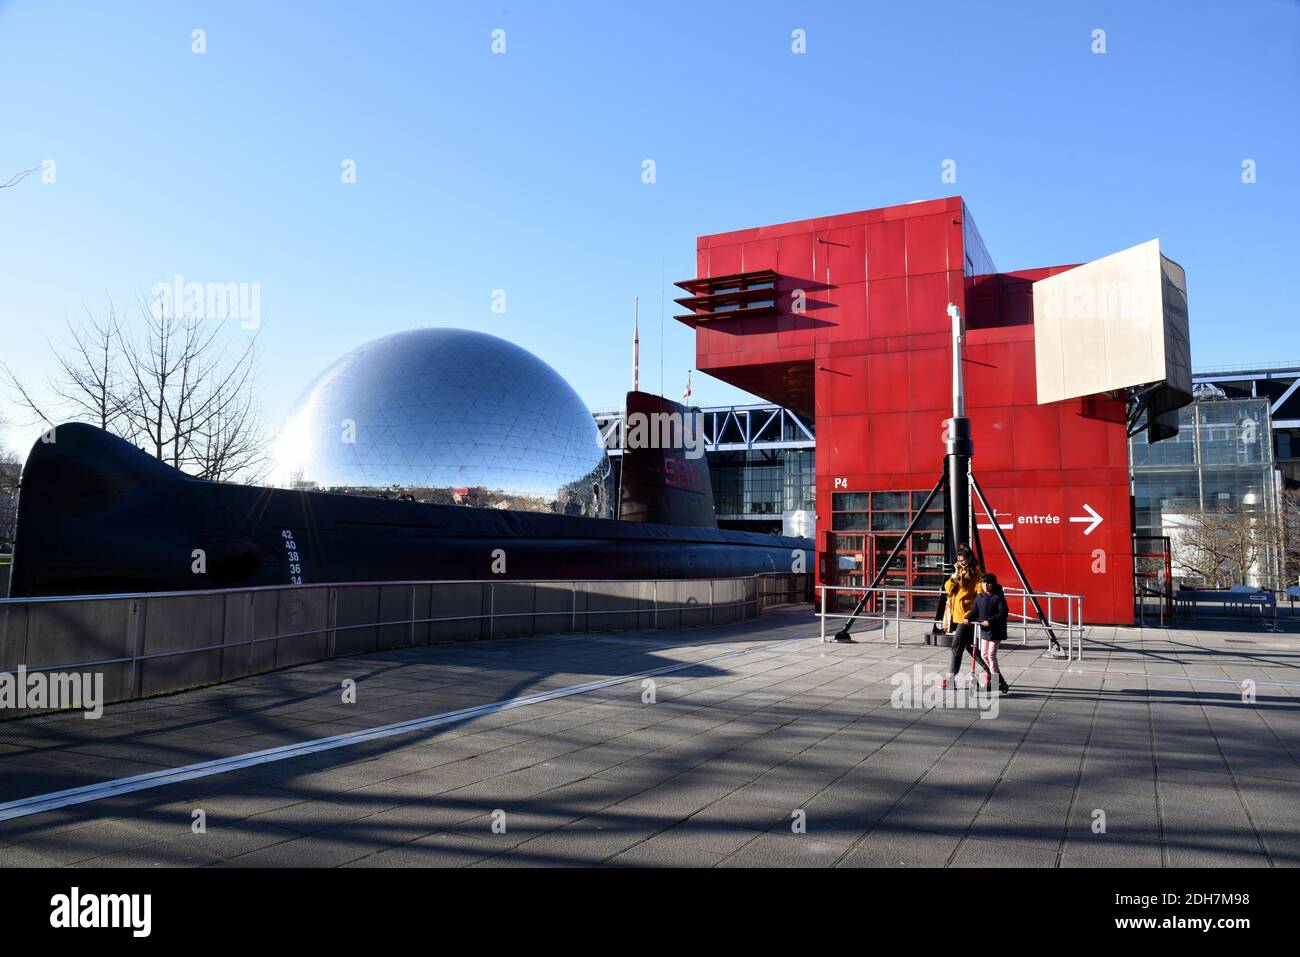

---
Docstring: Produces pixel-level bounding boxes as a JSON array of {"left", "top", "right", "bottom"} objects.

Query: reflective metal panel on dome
[{"left": 272, "top": 328, "right": 612, "bottom": 517}]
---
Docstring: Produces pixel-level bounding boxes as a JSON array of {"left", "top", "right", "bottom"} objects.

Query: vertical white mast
[
  {"left": 632, "top": 297, "right": 640, "bottom": 393},
  {"left": 948, "top": 302, "right": 965, "bottom": 417}
]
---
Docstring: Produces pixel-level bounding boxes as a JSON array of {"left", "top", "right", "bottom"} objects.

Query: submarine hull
[{"left": 10, "top": 424, "right": 811, "bottom": 598}]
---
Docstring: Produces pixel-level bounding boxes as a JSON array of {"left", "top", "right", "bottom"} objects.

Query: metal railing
[
  {"left": 816, "top": 584, "right": 1085, "bottom": 660},
  {"left": 0, "top": 573, "right": 807, "bottom": 715}
]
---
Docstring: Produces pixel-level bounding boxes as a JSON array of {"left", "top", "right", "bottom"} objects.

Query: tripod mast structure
[
  {"left": 831, "top": 302, "right": 1064, "bottom": 654},
  {"left": 944, "top": 303, "right": 973, "bottom": 564}
]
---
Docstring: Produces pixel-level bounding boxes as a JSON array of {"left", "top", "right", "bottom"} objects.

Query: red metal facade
[{"left": 677, "top": 196, "right": 1135, "bottom": 625}]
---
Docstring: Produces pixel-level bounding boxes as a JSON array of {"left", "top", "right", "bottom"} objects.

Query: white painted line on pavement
[
  {"left": 0, "top": 637, "right": 810, "bottom": 824},
  {"left": 1067, "top": 666, "right": 1300, "bottom": 689}
]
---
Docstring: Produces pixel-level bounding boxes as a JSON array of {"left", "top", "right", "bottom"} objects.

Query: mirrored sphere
[{"left": 272, "top": 328, "right": 612, "bottom": 517}]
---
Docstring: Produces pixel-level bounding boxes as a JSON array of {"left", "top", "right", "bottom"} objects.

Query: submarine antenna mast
[{"left": 632, "top": 297, "right": 640, "bottom": 393}]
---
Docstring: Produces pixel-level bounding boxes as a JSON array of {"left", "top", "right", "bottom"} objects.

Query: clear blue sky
[{"left": 1, "top": 0, "right": 1297, "bottom": 454}]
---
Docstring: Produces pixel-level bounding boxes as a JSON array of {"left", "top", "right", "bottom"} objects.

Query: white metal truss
[
  {"left": 593, "top": 402, "right": 815, "bottom": 456},
  {"left": 1193, "top": 365, "right": 1300, "bottom": 431}
]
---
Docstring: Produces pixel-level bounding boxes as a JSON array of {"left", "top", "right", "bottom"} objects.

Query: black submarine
[{"left": 8, "top": 391, "right": 812, "bottom": 598}]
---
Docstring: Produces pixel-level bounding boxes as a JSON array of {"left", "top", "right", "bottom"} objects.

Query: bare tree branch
[
  {"left": 0, "top": 166, "right": 38, "bottom": 190},
  {"left": 4, "top": 295, "right": 269, "bottom": 483}
]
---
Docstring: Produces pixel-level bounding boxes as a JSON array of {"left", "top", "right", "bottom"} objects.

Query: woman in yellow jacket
[{"left": 942, "top": 548, "right": 991, "bottom": 690}]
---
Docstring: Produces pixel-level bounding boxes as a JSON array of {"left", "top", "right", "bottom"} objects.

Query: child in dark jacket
[{"left": 966, "top": 574, "right": 1010, "bottom": 694}]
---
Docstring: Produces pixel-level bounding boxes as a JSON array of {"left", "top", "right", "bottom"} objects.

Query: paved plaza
[{"left": 0, "top": 605, "right": 1296, "bottom": 867}]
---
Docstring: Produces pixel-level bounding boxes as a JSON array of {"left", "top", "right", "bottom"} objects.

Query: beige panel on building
[{"left": 1033, "top": 239, "right": 1191, "bottom": 405}]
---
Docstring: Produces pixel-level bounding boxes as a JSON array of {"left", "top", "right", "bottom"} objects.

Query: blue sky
[{"left": 1, "top": 0, "right": 1297, "bottom": 454}]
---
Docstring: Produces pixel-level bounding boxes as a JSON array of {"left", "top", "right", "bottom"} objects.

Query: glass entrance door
[{"left": 831, "top": 490, "right": 946, "bottom": 615}]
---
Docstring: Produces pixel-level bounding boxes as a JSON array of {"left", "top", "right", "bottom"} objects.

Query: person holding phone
[{"left": 942, "top": 547, "right": 989, "bottom": 690}]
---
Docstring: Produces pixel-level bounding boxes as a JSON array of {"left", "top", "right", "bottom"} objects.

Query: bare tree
[
  {"left": 53, "top": 306, "right": 126, "bottom": 431},
  {"left": 0, "top": 411, "right": 20, "bottom": 550},
  {"left": 116, "top": 298, "right": 266, "bottom": 480},
  {"left": 1172, "top": 506, "right": 1281, "bottom": 589},
  {"left": 1279, "top": 487, "right": 1300, "bottom": 589},
  {"left": 187, "top": 358, "right": 270, "bottom": 483},
  {"left": 0, "top": 448, "right": 18, "bottom": 549},
  {"left": 3, "top": 306, "right": 127, "bottom": 434},
  {"left": 3, "top": 297, "right": 268, "bottom": 483}
]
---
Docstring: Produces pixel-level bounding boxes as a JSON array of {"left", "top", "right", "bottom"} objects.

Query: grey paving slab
[
  {"left": 835, "top": 826, "right": 964, "bottom": 867},
  {"left": 950, "top": 836, "right": 1060, "bottom": 867},
  {"left": 0, "top": 606, "right": 1296, "bottom": 868},
  {"left": 607, "top": 837, "right": 728, "bottom": 867},
  {"left": 1060, "top": 833, "right": 1165, "bottom": 868},
  {"left": 719, "top": 830, "right": 852, "bottom": 867}
]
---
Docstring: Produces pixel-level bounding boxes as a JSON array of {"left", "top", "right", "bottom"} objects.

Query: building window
[{"left": 828, "top": 490, "right": 945, "bottom": 614}]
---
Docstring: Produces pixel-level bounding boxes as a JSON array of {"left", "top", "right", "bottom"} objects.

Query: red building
[{"left": 675, "top": 196, "right": 1135, "bottom": 625}]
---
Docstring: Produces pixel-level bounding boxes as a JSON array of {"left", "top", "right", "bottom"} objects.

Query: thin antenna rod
[
  {"left": 632, "top": 297, "right": 640, "bottom": 393},
  {"left": 659, "top": 261, "right": 665, "bottom": 396}
]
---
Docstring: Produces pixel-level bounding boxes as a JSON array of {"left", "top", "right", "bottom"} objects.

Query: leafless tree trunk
[
  {"left": 118, "top": 297, "right": 266, "bottom": 480},
  {"left": 54, "top": 306, "right": 125, "bottom": 431}
]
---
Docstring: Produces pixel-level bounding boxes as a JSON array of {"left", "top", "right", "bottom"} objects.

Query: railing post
[
  {"left": 126, "top": 598, "right": 144, "bottom": 699},
  {"left": 1071, "top": 595, "right": 1081, "bottom": 660},
  {"left": 246, "top": 591, "right": 256, "bottom": 674},
  {"left": 895, "top": 588, "right": 901, "bottom": 649},
  {"left": 819, "top": 586, "right": 826, "bottom": 643},
  {"left": 488, "top": 582, "right": 495, "bottom": 639},
  {"left": 326, "top": 587, "right": 338, "bottom": 658},
  {"left": 408, "top": 585, "right": 416, "bottom": 646},
  {"left": 571, "top": 582, "right": 577, "bottom": 633},
  {"left": 653, "top": 580, "right": 658, "bottom": 629},
  {"left": 709, "top": 579, "right": 715, "bottom": 626}
]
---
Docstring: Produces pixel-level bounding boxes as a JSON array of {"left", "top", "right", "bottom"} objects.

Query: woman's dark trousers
[{"left": 948, "top": 623, "right": 989, "bottom": 676}]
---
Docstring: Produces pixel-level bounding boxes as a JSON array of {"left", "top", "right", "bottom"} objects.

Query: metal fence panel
[
  {"left": 335, "top": 585, "right": 381, "bottom": 656},
  {"left": 427, "top": 582, "right": 485, "bottom": 643},
  {"left": 0, "top": 601, "right": 28, "bottom": 671},
  {"left": 0, "top": 573, "right": 805, "bottom": 717},
  {"left": 140, "top": 593, "right": 225, "bottom": 696},
  {"left": 377, "top": 585, "right": 412, "bottom": 649},
  {"left": 274, "top": 588, "right": 330, "bottom": 668}
]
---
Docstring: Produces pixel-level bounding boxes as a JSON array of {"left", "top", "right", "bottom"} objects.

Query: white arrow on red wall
[
  {"left": 1069, "top": 503, "right": 1103, "bottom": 536},
  {"left": 976, "top": 509, "right": 1013, "bottom": 530}
]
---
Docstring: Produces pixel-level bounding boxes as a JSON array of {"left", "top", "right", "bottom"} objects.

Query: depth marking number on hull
[{"left": 281, "top": 528, "right": 304, "bottom": 585}]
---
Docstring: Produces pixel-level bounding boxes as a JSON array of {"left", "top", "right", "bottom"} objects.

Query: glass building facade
[
  {"left": 598, "top": 403, "right": 816, "bottom": 536},
  {"left": 709, "top": 448, "right": 815, "bottom": 526},
  {"left": 1131, "top": 395, "right": 1280, "bottom": 586},
  {"left": 606, "top": 445, "right": 815, "bottom": 535}
]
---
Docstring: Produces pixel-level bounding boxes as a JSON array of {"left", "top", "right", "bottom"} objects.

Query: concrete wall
[{"left": 0, "top": 574, "right": 806, "bottom": 718}]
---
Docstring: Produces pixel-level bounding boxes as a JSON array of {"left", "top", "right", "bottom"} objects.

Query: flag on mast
[
  {"left": 632, "top": 297, "right": 640, "bottom": 393},
  {"left": 683, "top": 369, "right": 693, "bottom": 403}
]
